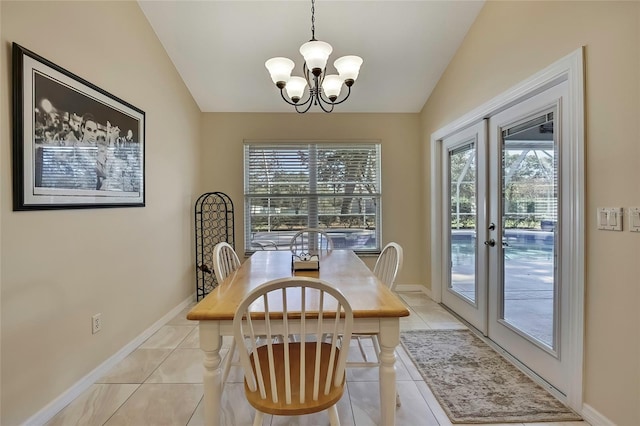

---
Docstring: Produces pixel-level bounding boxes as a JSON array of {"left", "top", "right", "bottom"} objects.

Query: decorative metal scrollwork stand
[{"left": 194, "top": 192, "right": 235, "bottom": 300}]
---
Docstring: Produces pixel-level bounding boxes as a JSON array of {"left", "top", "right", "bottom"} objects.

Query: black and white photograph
[{"left": 12, "top": 43, "right": 145, "bottom": 210}]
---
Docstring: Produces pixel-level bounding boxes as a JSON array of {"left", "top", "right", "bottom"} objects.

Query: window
[{"left": 244, "top": 142, "right": 381, "bottom": 253}]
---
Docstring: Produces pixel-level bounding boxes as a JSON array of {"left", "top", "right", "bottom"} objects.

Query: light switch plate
[
  {"left": 597, "top": 207, "right": 623, "bottom": 231},
  {"left": 629, "top": 207, "right": 640, "bottom": 232}
]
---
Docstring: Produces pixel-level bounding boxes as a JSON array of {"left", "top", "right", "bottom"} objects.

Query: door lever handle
[{"left": 484, "top": 239, "right": 496, "bottom": 247}]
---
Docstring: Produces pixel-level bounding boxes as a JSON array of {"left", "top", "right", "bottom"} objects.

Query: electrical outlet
[{"left": 92, "top": 313, "right": 102, "bottom": 334}]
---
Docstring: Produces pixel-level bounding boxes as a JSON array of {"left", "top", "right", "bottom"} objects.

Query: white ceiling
[{"left": 138, "top": 0, "right": 484, "bottom": 113}]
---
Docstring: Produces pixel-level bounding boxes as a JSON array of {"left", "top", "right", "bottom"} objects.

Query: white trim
[
  {"left": 430, "top": 136, "right": 443, "bottom": 303},
  {"left": 23, "top": 294, "right": 196, "bottom": 426},
  {"left": 430, "top": 48, "right": 583, "bottom": 142},
  {"left": 564, "top": 48, "right": 586, "bottom": 411},
  {"left": 429, "top": 47, "right": 584, "bottom": 411},
  {"left": 394, "top": 284, "right": 429, "bottom": 294},
  {"left": 581, "top": 403, "right": 616, "bottom": 426}
]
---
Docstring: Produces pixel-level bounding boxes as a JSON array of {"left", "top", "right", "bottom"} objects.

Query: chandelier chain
[{"left": 310, "top": 0, "right": 316, "bottom": 41}]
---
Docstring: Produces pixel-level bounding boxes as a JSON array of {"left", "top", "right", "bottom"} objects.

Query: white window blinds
[{"left": 244, "top": 142, "right": 381, "bottom": 253}]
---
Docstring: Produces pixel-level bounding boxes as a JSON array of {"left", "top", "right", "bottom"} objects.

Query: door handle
[{"left": 484, "top": 239, "right": 496, "bottom": 247}]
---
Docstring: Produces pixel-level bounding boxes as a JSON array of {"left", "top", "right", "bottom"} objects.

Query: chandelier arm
[
  {"left": 315, "top": 91, "right": 335, "bottom": 113},
  {"left": 295, "top": 99, "right": 315, "bottom": 113},
  {"left": 278, "top": 87, "right": 314, "bottom": 108},
  {"left": 279, "top": 89, "right": 301, "bottom": 106},
  {"left": 326, "top": 85, "right": 353, "bottom": 106},
  {"left": 316, "top": 89, "right": 335, "bottom": 105}
]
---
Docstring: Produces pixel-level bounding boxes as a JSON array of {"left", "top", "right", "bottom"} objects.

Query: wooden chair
[
  {"left": 233, "top": 277, "right": 353, "bottom": 426},
  {"left": 348, "top": 242, "right": 403, "bottom": 406},
  {"left": 289, "top": 228, "right": 334, "bottom": 255},
  {"left": 252, "top": 240, "right": 279, "bottom": 250},
  {"left": 212, "top": 242, "right": 242, "bottom": 385},
  {"left": 373, "top": 242, "right": 404, "bottom": 292},
  {"left": 213, "top": 242, "right": 241, "bottom": 283}
]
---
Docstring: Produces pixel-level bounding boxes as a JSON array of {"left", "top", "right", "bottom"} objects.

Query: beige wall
[
  {"left": 0, "top": 1, "right": 3, "bottom": 424},
  {"left": 201, "top": 113, "right": 423, "bottom": 284},
  {"left": 2, "top": 1, "right": 638, "bottom": 424},
  {"left": 420, "top": 1, "right": 640, "bottom": 425},
  {"left": 0, "top": 2, "right": 201, "bottom": 424}
]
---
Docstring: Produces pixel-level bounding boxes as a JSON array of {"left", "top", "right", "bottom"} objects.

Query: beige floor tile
[
  {"left": 224, "top": 361, "right": 246, "bottom": 383},
  {"left": 178, "top": 329, "right": 235, "bottom": 350},
  {"left": 187, "top": 383, "right": 273, "bottom": 426},
  {"left": 394, "top": 381, "right": 440, "bottom": 426},
  {"left": 346, "top": 347, "right": 412, "bottom": 382},
  {"left": 45, "top": 384, "right": 139, "bottom": 426},
  {"left": 51, "top": 290, "right": 579, "bottom": 426},
  {"left": 411, "top": 305, "right": 468, "bottom": 329},
  {"left": 348, "top": 380, "right": 439, "bottom": 426},
  {"left": 139, "top": 325, "right": 195, "bottom": 349},
  {"left": 398, "top": 292, "right": 434, "bottom": 307},
  {"left": 167, "top": 304, "right": 198, "bottom": 326},
  {"left": 178, "top": 327, "right": 200, "bottom": 349},
  {"left": 145, "top": 348, "right": 204, "bottom": 383},
  {"left": 104, "top": 383, "right": 202, "bottom": 426},
  {"left": 525, "top": 423, "right": 589, "bottom": 426},
  {"left": 455, "top": 423, "right": 524, "bottom": 426},
  {"left": 221, "top": 335, "right": 234, "bottom": 348},
  {"left": 426, "top": 321, "right": 469, "bottom": 330},
  {"left": 414, "top": 380, "right": 452, "bottom": 426},
  {"left": 97, "top": 348, "right": 173, "bottom": 384},
  {"left": 270, "top": 385, "right": 354, "bottom": 426},
  {"left": 400, "top": 307, "right": 431, "bottom": 329},
  {"left": 395, "top": 344, "right": 424, "bottom": 381},
  {"left": 186, "top": 397, "right": 205, "bottom": 426},
  {"left": 400, "top": 319, "right": 432, "bottom": 332}
]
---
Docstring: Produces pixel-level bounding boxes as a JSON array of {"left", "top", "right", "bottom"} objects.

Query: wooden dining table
[{"left": 187, "top": 249, "right": 410, "bottom": 425}]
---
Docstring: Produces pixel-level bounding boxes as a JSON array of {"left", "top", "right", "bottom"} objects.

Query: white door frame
[{"left": 429, "top": 48, "right": 584, "bottom": 410}]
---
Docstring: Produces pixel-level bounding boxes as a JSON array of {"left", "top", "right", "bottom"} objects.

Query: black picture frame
[{"left": 12, "top": 42, "right": 145, "bottom": 210}]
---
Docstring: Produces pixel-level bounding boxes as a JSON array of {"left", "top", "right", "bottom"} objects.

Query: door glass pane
[
  {"left": 448, "top": 142, "right": 477, "bottom": 303},
  {"left": 501, "top": 112, "right": 557, "bottom": 348}
]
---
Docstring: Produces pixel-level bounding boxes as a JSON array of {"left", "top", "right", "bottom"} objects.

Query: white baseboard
[
  {"left": 393, "top": 284, "right": 427, "bottom": 293},
  {"left": 23, "top": 294, "right": 196, "bottom": 426},
  {"left": 395, "top": 284, "right": 432, "bottom": 299},
  {"left": 581, "top": 403, "right": 616, "bottom": 426}
]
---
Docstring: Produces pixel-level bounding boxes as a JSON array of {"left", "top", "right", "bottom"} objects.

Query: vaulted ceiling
[{"left": 138, "top": 1, "right": 484, "bottom": 113}]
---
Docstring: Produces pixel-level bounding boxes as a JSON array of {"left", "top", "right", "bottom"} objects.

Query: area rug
[{"left": 400, "top": 329, "right": 582, "bottom": 424}]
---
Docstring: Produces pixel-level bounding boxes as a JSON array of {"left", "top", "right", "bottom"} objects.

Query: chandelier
[{"left": 265, "top": 0, "right": 363, "bottom": 113}]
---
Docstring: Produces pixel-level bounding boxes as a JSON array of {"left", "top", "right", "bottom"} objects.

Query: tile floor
[{"left": 45, "top": 292, "right": 588, "bottom": 426}]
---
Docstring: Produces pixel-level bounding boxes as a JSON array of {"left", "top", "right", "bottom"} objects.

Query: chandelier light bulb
[
  {"left": 285, "top": 76, "right": 308, "bottom": 103},
  {"left": 299, "top": 40, "right": 333, "bottom": 75},
  {"left": 321, "top": 75, "right": 343, "bottom": 101},
  {"left": 265, "top": 57, "right": 295, "bottom": 87},
  {"left": 334, "top": 55, "right": 363, "bottom": 86}
]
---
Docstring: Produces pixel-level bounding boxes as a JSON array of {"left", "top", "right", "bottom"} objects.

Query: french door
[
  {"left": 441, "top": 121, "right": 488, "bottom": 333},
  {"left": 441, "top": 80, "right": 571, "bottom": 394}
]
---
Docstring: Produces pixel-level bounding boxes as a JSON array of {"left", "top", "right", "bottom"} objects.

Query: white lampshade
[
  {"left": 265, "top": 57, "right": 295, "bottom": 85},
  {"left": 299, "top": 40, "right": 333, "bottom": 72},
  {"left": 334, "top": 55, "right": 363, "bottom": 82},
  {"left": 285, "top": 76, "right": 308, "bottom": 102},
  {"left": 321, "top": 74, "right": 343, "bottom": 100}
]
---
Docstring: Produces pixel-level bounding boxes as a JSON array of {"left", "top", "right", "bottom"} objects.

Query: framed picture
[{"left": 12, "top": 42, "right": 145, "bottom": 210}]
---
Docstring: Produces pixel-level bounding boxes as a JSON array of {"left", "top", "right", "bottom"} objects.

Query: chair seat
[{"left": 245, "top": 342, "right": 345, "bottom": 416}]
